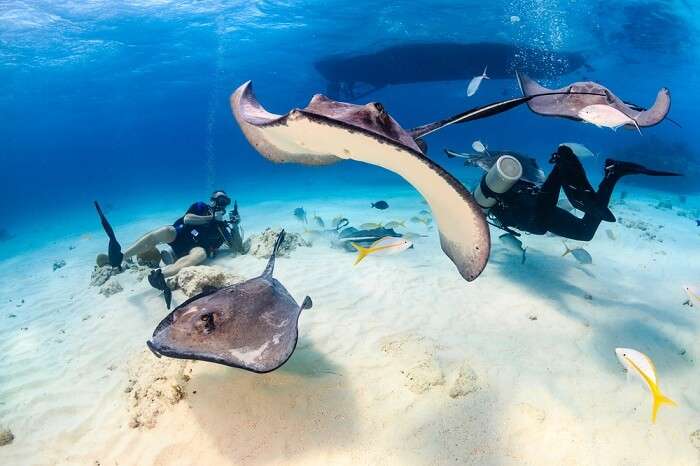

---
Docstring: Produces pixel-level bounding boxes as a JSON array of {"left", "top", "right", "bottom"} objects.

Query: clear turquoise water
[{"left": 1, "top": 2, "right": 700, "bottom": 464}]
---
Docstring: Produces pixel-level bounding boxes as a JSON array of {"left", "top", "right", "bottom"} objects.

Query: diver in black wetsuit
[
  {"left": 487, "top": 145, "right": 680, "bottom": 241},
  {"left": 96, "top": 190, "right": 244, "bottom": 290}
]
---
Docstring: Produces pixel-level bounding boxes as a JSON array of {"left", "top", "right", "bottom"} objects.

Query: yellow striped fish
[{"left": 615, "top": 348, "right": 676, "bottom": 422}]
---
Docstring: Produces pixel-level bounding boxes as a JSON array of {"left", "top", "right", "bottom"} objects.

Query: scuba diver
[
  {"left": 95, "top": 190, "right": 245, "bottom": 304},
  {"left": 474, "top": 144, "right": 680, "bottom": 241}
]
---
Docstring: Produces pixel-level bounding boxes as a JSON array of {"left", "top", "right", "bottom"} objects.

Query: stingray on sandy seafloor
[
  {"left": 230, "top": 81, "right": 492, "bottom": 281},
  {"left": 444, "top": 148, "right": 546, "bottom": 184},
  {"left": 147, "top": 230, "right": 313, "bottom": 373},
  {"left": 516, "top": 71, "right": 671, "bottom": 129}
]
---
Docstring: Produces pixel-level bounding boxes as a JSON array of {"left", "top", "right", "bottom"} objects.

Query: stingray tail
[
  {"left": 263, "top": 229, "right": 286, "bottom": 277},
  {"left": 483, "top": 65, "right": 489, "bottom": 79},
  {"left": 351, "top": 242, "right": 371, "bottom": 265}
]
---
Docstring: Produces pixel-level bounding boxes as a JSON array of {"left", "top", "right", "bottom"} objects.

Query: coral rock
[
  {"left": 0, "top": 427, "right": 14, "bottom": 446},
  {"left": 244, "top": 228, "right": 309, "bottom": 259},
  {"left": 176, "top": 266, "right": 244, "bottom": 297},
  {"left": 449, "top": 362, "right": 481, "bottom": 398},
  {"left": 90, "top": 265, "right": 119, "bottom": 287},
  {"left": 99, "top": 279, "right": 123, "bottom": 297}
]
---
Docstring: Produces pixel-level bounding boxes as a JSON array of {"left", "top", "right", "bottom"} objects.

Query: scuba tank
[{"left": 473, "top": 155, "right": 523, "bottom": 209}]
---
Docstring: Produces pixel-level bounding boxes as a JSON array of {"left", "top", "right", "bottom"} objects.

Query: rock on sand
[
  {"left": 0, "top": 426, "right": 14, "bottom": 446},
  {"left": 125, "top": 350, "right": 193, "bottom": 429},
  {"left": 172, "top": 265, "right": 245, "bottom": 297},
  {"left": 244, "top": 228, "right": 309, "bottom": 258},
  {"left": 449, "top": 361, "right": 481, "bottom": 398},
  {"left": 380, "top": 333, "right": 444, "bottom": 394}
]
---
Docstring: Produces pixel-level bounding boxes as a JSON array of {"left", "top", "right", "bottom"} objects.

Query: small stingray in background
[
  {"left": 371, "top": 200, "right": 389, "bottom": 210},
  {"left": 562, "top": 241, "right": 592, "bottom": 264},
  {"left": 516, "top": 72, "right": 670, "bottom": 130},
  {"left": 499, "top": 233, "right": 527, "bottom": 264},
  {"left": 147, "top": 230, "right": 312, "bottom": 373},
  {"left": 293, "top": 207, "right": 308, "bottom": 223}
]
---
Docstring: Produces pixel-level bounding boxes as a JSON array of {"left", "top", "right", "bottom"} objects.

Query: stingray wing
[
  {"left": 516, "top": 72, "right": 670, "bottom": 127},
  {"left": 231, "top": 81, "right": 490, "bottom": 281}
]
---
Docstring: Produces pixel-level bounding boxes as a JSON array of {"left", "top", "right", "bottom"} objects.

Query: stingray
[
  {"left": 444, "top": 149, "right": 546, "bottom": 183},
  {"left": 147, "top": 230, "right": 313, "bottom": 373},
  {"left": 516, "top": 71, "right": 671, "bottom": 129},
  {"left": 231, "top": 81, "right": 492, "bottom": 281},
  {"left": 315, "top": 42, "right": 589, "bottom": 100}
]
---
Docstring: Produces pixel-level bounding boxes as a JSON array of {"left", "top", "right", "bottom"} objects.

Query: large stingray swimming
[
  {"left": 516, "top": 71, "right": 671, "bottom": 128},
  {"left": 147, "top": 230, "right": 312, "bottom": 373},
  {"left": 231, "top": 81, "right": 493, "bottom": 281}
]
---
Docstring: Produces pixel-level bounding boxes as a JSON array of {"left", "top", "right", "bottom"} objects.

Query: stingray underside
[
  {"left": 230, "top": 81, "right": 490, "bottom": 281},
  {"left": 516, "top": 71, "right": 670, "bottom": 128}
]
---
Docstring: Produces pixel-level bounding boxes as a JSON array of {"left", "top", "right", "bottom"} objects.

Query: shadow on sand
[{"left": 186, "top": 340, "right": 358, "bottom": 463}]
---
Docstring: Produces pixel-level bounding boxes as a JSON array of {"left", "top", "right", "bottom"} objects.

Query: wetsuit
[
  {"left": 489, "top": 146, "right": 678, "bottom": 241},
  {"left": 169, "top": 202, "right": 226, "bottom": 258}
]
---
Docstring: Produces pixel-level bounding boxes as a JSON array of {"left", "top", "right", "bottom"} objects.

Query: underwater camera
[{"left": 473, "top": 155, "right": 523, "bottom": 209}]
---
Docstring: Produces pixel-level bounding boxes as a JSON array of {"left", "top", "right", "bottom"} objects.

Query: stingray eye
[
  {"left": 200, "top": 312, "right": 215, "bottom": 334},
  {"left": 604, "top": 90, "right": 614, "bottom": 103},
  {"left": 374, "top": 102, "right": 386, "bottom": 115}
]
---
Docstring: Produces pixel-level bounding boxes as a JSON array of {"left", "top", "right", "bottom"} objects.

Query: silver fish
[{"left": 562, "top": 242, "right": 592, "bottom": 264}]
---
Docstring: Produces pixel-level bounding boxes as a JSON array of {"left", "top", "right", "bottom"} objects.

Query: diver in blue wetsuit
[{"left": 96, "top": 191, "right": 243, "bottom": 291}]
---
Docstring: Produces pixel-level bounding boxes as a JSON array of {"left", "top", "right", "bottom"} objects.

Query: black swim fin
[
  {"left": 94, "top": 201, "right": 124, "bottom": 269},
  {"left": 604, "top": 159, "right": 682, "bottom": 178},
  {"left": 148, "top": 268, "right": 172, "bottom": 309}
]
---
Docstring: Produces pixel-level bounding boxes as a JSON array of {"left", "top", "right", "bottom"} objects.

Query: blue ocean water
[
  {"left": 2, "top": 2, "right": 700, "bottom": 464},
  {"left": 1, "top": 0, "right": 699, "bottom": 257}
]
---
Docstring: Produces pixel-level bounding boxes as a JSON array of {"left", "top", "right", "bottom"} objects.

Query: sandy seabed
[{"left": 1, "top": 188, "right": 699, "bottom": 466}]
